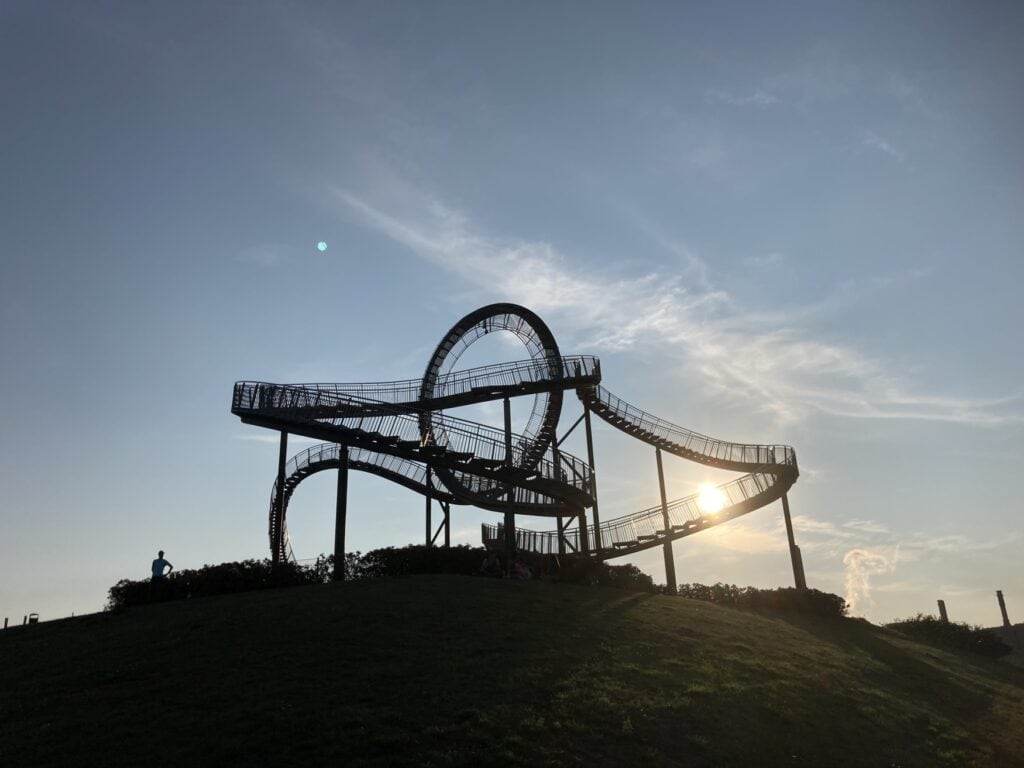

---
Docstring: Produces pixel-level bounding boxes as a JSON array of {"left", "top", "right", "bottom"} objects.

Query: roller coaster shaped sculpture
[{"left": 231, "top": 303, "right": 804, "bottom": 585}]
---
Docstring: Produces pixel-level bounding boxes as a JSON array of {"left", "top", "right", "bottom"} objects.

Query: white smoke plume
[{"left": 842, "top": 548, "right": 896, "bottom": 616}]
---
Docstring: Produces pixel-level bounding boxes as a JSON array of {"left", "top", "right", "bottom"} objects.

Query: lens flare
[
  {"left": 316, "top": 241, "right": 328, "bottom": 252},
  {"left": 697, "top": 484, "right": 728, "bottom": 515}
]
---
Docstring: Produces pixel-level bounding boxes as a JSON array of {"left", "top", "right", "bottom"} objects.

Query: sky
[{"left": 2, "top": 1, "right": 1022, "bottom": 627}]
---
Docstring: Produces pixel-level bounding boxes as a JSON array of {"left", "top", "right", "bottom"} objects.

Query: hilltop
[{"left": 2, "top": 576, "right": 1022, "bottom": 767}]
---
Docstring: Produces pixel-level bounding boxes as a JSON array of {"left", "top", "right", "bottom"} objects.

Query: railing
[
  {"left": 282, "top": 356, "right": 600, "bottom": 406},
  {"left": 269, "top": 443, "right": 456, "bottom": 561},
  {"left": 481, "top": 469, "right": 787, "bottom": 557},
  {"left": 236, "top": 381, "right": 593, "bottom": 500},
  {"left": 582, "top": 385, "right": 797, "bottom": 470}
]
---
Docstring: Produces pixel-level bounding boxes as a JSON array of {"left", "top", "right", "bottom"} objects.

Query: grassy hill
[{"left": 2, "top": 575, "right": 1023, "bottom": 767}]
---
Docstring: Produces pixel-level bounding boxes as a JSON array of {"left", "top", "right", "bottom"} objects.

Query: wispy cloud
[
  {"left": 236, "top": 243, "right": 292, "bottom": 267},
  {"left": 233, "top": 434, "right": 319, "bottom": 445},
  {"left": 843, "top": 519, "right": 890, "bottom": 535},
  {"left": 742, "top": 252, "right": 786, "bottom": 268},
  {"left": 861, "top": 131, "right": 905, "bottom": 162},
  {"left": 330, "top": 178, "right": 1022, "bottom": 427},
  {"left": 705, "top": 89, "right": 780, "bottom": 108}
]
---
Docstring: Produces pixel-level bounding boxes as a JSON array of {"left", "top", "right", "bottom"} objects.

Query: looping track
[{"left": 231, "top": 303, "right": 798, "bottom": 562}]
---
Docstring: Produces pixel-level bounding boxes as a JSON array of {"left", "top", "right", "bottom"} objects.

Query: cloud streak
[
  {"left": 330, "top": 180, "right": 1022, "bottom": 427},
  {"left": 861, "top": 131, "right": 906, "bottom": 161},
  {"left": 706, "top": 89, "right": 781, "bottom": 108}
]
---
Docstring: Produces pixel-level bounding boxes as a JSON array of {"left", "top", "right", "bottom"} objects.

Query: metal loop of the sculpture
[{"left": 419, "top": 303, "right": 563, "bottom": 473}]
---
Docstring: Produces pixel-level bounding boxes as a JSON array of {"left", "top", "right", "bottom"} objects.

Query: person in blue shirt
[{"left": 150, "top": 548, "right": 173, "bottom": 598}]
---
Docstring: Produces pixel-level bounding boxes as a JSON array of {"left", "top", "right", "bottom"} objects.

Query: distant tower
[
  {"left": 997, "top": 590, "right": 1011, "bottom": 628},
  {"left": 937, "top": 599, "right": 948, "bottom": 623}
]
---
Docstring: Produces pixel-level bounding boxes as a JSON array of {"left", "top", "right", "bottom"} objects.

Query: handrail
[
  {"left": 289, "top": 355, "right": 600, "bottom": 405},
  {"left": 234, "top": 381, "right": 593, "bottom": 501},
  {"left": 482, "top": 468, "right": 791, "bottom": 558},
  {"left": 580, "top": 385, "right": 797, "bottom": 472}
]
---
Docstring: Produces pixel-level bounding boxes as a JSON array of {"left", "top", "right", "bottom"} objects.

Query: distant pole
[
  {"left": 780, "top": 494, "right": 807, "bottom": 590},
  {"left": 997, "top": 590, "right": 1011, "bottom": 628},
  {"left": 425, "top": 467, "right": 433, "bottom": 548},
  {"left": 583, "top": 404, "right": 603, "bottom": 553},
  {"left": 503, "top": 397, "right": 515, "bottom": 569},
  {"left": 937, "top": 599, "right": 949, "bottom": 623},
  {"left": 273, "top": 431, "right": 289, "bottom": 563},
  {"left": 333, "top": 444, "right": 349, "bottom": 581},
  {"left": 655, "top": 448, "right": 677, "bottom": 594},
  {"left": 3, "top": 617, "right": 7, "bottom": 630}
]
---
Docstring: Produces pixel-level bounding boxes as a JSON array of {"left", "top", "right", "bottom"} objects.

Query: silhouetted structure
[
  {"left": 997, "top": 590, "right": 1011, "bottom": 628},
  {"left": 232, "top": 303, "right": 802, "bottom": 586}
]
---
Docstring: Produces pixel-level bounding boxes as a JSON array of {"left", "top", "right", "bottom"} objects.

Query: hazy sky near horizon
[{"left": 2, "top": 1, "right": 1022, "bottom": 627}]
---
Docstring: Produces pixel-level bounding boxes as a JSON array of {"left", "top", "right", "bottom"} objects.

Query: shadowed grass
[{"left": 2, "top": 576, "right": 1022, "bottom": 767}]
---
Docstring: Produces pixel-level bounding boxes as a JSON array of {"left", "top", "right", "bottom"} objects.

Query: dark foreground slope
[{"left": 2, "top": 576, "right": 1022, "bottom": 767}]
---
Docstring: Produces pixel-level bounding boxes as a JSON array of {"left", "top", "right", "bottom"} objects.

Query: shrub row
[
  {"left": 676, "top": 582, "right": 849, "bottom": 619},
  {"left": 106, "top": 545, "right": 656, "bottom": 610},
  {"left": 326, "top": 545, "right": 654, "bottom": 592},
  {"left": 106, "top": 559, "right": 322, "bottom": 610},
  {"left": 885, "top": 614, "right": 1012, "bottom": 658}
]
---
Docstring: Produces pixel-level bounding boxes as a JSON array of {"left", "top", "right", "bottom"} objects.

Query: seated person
[
  {"left": 479, "top": 550, "right": 503, "bottom": 578},
  {"left": 540, "top": 553, "right": 561, "bottom": 582},
  {"left": 511, "top": 556, "right": 532, "bottom": 580}
]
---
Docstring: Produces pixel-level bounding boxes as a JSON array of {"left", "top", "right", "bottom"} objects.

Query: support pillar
[
  {"left": 938, "top": 599, "right": 949, "bottom": 623},
  {"left": 557, "top": 516, "right": 566, "bottom": 556},
  {"left": 781, "top": 494, "right": 807, "bottom": 590},
  {"left": 578, "top": 509, "right": 590, "bottom": 553},
  {"left": 503, "top": 397, "right": 516, "bottom": 569},
  {"left": 425, "top": 467, "right": 433, "bottom": 548},
  {"left": 443, "top": 502, "right": 451, "bottom": 548},
  {"left": 655, "top": 448, "right": 677, "bottom": 594},
  {"left": 273, "top": 431, "right": 288, "bottom": 564},
  {"left": 997, "top": 590, "right": 1011, "bottom": 628},
  {"left": 333, "top": 444, "right": 349, "bottom": 581},
  {"left": 583, "top": 405, "right": 603, "bottom": 553}
]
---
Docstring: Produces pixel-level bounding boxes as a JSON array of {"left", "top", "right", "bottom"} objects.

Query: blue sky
[{"left": 2, "top": 1, "right": 1022, "bottom": 626}]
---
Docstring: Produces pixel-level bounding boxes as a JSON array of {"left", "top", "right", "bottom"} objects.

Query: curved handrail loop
[{"left": 418, "top": 303, "right": 566, "bottom": 501}]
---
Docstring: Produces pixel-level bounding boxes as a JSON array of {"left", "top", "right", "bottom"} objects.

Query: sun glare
[{"left": 697, "top": 484, "right": 728, "bottom": 515}]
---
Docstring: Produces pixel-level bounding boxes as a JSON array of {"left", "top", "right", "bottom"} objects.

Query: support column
[
  {"left": 781, "top": 494, "right": 807, "bottom": 590},
  {"left": 556, "top": 516, "right": 566, "bottom": 556},
  {"left": 583, "top": 404, "right": 603, "bottom": 553},
  {"left": 578, "top": 509, "right": 590, "bottom": 553},
  {"left": 273, "top": 431, "right": 288, "bottom": 564},
  {"left": 655, "top": 448, "right": 677, "bottom": 594},
  {"left": 503, "top": 397, "right": 516, "bottom": 569},
  {"left": 443, "top": 502, "right": 451, "bottom": 548},
  {"left": 333, "top": 444, "right": 349, "bottom": 581},
  {"left": 425, "top": 467, "right": 433, "bottom": 548},
  {"left": 997, "top": 590, "right": 1011, "bottom": 628}
]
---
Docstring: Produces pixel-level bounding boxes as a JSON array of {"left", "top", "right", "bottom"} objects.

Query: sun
[{"left": 697, "top": 484, "right": 728, "bottom": 515}]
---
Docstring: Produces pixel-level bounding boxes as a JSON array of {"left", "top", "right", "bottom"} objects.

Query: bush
[
  {"left": 885, "top": 614, "right": 1012, "bottom": 658},
  {"left": 105, "top": 545, "right": 658, "bottom": 611},
  {"left": 351, "top": 545, "right": 487, "bottom": 579},
  {"left": 676, "top": 582, "right": 848, "bottom": 619},
  {"left": 106, "top": 559, "right": 323, "bottom": 610}
]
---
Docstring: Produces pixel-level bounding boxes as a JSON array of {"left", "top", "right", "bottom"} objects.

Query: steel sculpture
[{"left": 231, "top": 303, "right": 805, "bottom": 588}]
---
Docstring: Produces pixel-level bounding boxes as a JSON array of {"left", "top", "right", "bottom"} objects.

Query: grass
[{"left": 2, "top": 575, "right": 1023, "bottom": 767}]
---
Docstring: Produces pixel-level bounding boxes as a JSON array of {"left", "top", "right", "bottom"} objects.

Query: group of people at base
[{"left": 478, "top": 550, "right": 560, "bottom": 582}]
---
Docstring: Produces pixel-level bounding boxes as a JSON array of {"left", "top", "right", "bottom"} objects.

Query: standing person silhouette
[{"left": 151, "top": 550, "right": 173, "bottom": 599}]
